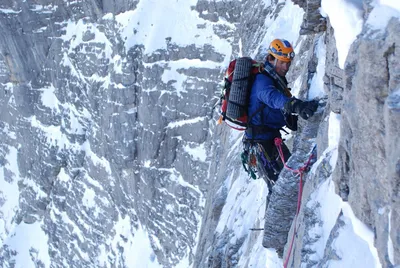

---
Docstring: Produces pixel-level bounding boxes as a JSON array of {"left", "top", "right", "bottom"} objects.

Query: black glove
[{"left": 284, "top": 98, "right": 318, "bottom": 120}]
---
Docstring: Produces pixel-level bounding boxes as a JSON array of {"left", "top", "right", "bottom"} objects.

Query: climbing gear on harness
[
  {"left": 257, "top": 143, "right": 281, "bottom": 176},
  {"left": 241, "top": 143, "right": 258, "bottom": 180},
  {"left": 241, "top": 140, "right": 285, "bottom": 190}
]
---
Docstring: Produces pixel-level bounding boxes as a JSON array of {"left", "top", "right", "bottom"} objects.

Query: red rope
[{"left": 273, "top": 138, "right": 315, "bottom": 268}]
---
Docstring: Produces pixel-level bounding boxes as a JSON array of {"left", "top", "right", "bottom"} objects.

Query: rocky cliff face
[
  {"left": 0, "top": 0, "right": 399, "bottom": 268},
  {"left": 0, "top": 1, "right": 226, "bottom": 267},
  {"left": 335, "top": 16, "right": 400, "bottom": 267}
]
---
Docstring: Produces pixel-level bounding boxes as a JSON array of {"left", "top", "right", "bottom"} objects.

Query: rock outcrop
[
  {"left": 278, "top": 2, "right": 400, "bottom": 267},
  {"left": 334, "top": 17, "right": 400, "bottom": 267},
  {"left": 0, "top": 1, "right": 226, "bottom": 267}
]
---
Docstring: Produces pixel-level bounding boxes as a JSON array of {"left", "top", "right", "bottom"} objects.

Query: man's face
[
  {"left": 275, "top": 60, "right": 291, "bottom": 77},
  {"left": 268, "top": 58, "right": 292, "bottom": 77}
]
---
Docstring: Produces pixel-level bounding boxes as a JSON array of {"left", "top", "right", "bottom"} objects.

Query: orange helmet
[{"left": 268, "top": 39, "right": 295, "bottom": 62}]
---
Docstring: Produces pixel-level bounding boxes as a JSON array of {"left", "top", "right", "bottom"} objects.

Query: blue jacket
[{"left": 245, "top": 70, "right": 290, "bottom": 140}]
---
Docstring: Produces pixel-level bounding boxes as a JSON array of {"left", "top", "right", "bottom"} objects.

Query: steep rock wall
[
  {"left": 335, "top": 17, "right": 400, "bottom": 266},
  {"left": 0, "top": 1, "right": 227, "bottom": 267},
  {"left": 198, "top": 0, "right": 400, "bottom": 267},
  {"left": 284, "top": 1, "right": 400, "bottom": 267}
]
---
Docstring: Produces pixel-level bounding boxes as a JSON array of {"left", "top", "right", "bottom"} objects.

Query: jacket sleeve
[{"left": 254, "top": 75, "right": 290, "bottom": 109}]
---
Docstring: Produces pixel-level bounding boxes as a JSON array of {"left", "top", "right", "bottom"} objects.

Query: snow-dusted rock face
[
  {"left": 0, "top": 1, "right": 228, "bottom": 267},
  {"left": 335, "top": 17, "right": 400, "bottom": 267},
  {"left": 0, "top": 0, "right": 399, "bottom": 268}
]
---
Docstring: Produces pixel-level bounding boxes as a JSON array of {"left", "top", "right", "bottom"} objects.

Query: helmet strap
[{"left": 273, "top": 58, "right": 277, "bottom": 67}]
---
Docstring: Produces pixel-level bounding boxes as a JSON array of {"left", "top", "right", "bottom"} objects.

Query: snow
[
  {"left": 216, "top": 170, "right": 267, "bottom": 235},
  {"left": 0, "top": 8, "right": 21, "bottom": 14},
  {"left": 108, "top": 215, "right": 162, "bottom": 268},
  {"left": 60, "top": 19, "right": 113, "bottom": 58},
  {"left": 112, "top": 54, "right": 124, "bottom": 74},
  {"left": 81, "top": 141, "right": 112, "bottom": 175},
  {"left": 30, "top": 4, "right": 57, "bottom": 13},
  {"left": 166, "top": 116, "right": 206, "bottom": 128},
  {"left": 82, "top": 187, "right": 96, "bottom": 208},
  {"left": 2, "top": 0, "right": 393, "bottom": 266},
  {"left": 304, "top": 111, "right": 382, "bottom": 268},
  {"left": 308, "top": 34, "right": 327, "bottom": 100},
  {"left": 2, "top": 122, "right": 16, "bottom": 139},
  {"left": 164, "top": 168, "right": 202, "bottom": 195},
  {"left": 158, "top": 59, "right": 221, "bottom": 97},
  {"left": 328, "top": 112, "right": 341, "bottom": 166},
  {"left": 49, "top": 204, "right": 86, "bottom": 242},
  {"left": 20, "top": 178, "right": 48, "bottom": 199},
  {"left": 342, "top": 203, "right": 381, "bottom": 268},
  {"left": 40, "top": 84, "right": 60, "bottom": 112},
  {"left": 327, "top": 202, "right": 382, "bottom": 268},
  {"left": 215, "top": 169, "right": 273, "bottom": 266},
  {"left": 5, "top": 221, "right": 51, "bottom": 268},
  {"left": 57, "top": 168, "right": 70, "bottom": 183},
  {"left": 212, "top": 2, "right": 305, "bottom": 267},
  {"left": 183, "top": 143, "right": 207, "bottom": 162},
  {"left": 143, "top": 160, "right": 152, "bottom": 168},
  {"left": 115, "top": 0, "right": 232, "bottom": 61},
  {"left": 253, "top": 0, "right": 305, "bottom": 58},
  {"left": 380, "top": 0, "right": 400, "bottom": 11},
  {"left": 306, "top": 178, "right": 343, "bottom": 262},
  {"left": 321, "top": 0, "right": 400, "bottom": 68},
  {"left": 0, "top": 147, "right": 21, "bottom": 242},
  {"left": 388, "top": 209, "right": 395, "bottom": 265},
  {"left": 301, "top": 111, "right": 342, "bottom": 264},
  {"left": 30, "top": 114, "right": 84, "bottom": 149},
  {"left": 320, "top": 0, "right": 363, "bottom": 69},
  {"left": 30, "top": 110, "right": 108, "bottom": 174},
  {"left": 366, "top": 0, "right": 400, "bottom": 32},
  {"left": 290, "top": 74, "right": 303, "bottom": 97}
]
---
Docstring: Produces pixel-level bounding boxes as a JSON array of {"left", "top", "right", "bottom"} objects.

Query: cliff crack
[{"left": 384, "top": 43, "right": 395, "bottom": 89}]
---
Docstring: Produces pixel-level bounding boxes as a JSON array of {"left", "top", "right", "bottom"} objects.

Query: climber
[{"left": 243, "top": 39, "right": 318, "bottom": 189}]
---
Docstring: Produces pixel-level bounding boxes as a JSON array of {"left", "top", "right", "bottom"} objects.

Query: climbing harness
[
  {"left": 241, "top": 141, "right": 281, "bottom": 187},
  {"left": 274, "top": 137, "right": 316, "bottom": 268},
  {"left": 241, "top": 145, "right": 258, "bottom": 180}
]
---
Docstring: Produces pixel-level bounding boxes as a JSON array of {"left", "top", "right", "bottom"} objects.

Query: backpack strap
[{"left": 262, "top": 63, "right": 292, "bottom": 97}]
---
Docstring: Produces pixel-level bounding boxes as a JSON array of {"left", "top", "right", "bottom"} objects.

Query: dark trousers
[{"left": 257, "top": 139, "right": 291, "bottom": 182}]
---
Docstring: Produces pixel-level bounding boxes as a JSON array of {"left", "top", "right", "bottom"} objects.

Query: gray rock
[
  {"left": 291, "top": 0, "right": 326, "bottom": 35},
  {"left": 0, "top": 0, "right": 223, "bottom": 266},
  {"left": 262, "top": 101, "right": 324, "bottom": 253},
  {"left": 334, "top": 17, "right": 400, "bottom": 268},
  {"left": 323, "top": 18, "right": 345, "bottom": 114}
]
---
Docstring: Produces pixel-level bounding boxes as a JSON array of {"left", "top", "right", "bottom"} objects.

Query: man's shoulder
[{"left": 253, "top": 72, "right": 274, "bottom": 88}]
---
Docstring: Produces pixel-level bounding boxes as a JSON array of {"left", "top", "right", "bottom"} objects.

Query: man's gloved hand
[{"left": 284, "top": 98, "right": 319, "bottom": 120}]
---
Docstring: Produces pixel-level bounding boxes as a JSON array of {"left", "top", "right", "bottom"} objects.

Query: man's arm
[
  {"left": 254, "top": 75, "right": 319, "bottom": 119},
  {"left": 254, "top": 75, "right": 290, "bottom": 109}
]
